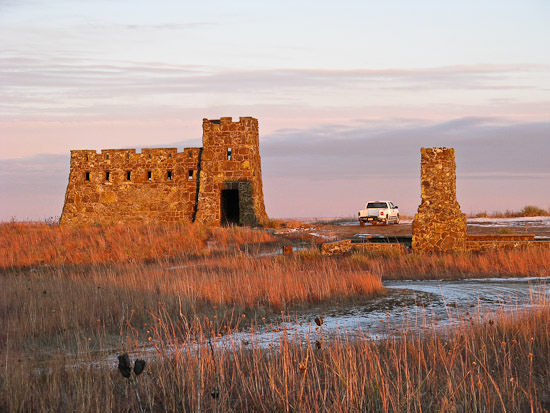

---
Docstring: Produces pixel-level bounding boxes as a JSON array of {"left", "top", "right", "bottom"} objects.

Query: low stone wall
[
  {"left": 466, "top": 240, "right": 550, "bottom": 252},
  {"left": 352, "top": 243, "right": 407, "bottom": 255},
  {"left": 467, "top": 234, "right": 535, "bottom": 242},
  {"left": 320, "top": 240, "right": 407, "bottom": 256},
  {"left": 320, "top": 240, "right": 352, "bottom": 255}
]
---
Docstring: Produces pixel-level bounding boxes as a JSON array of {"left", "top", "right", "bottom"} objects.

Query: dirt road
[{"left": 287, "top": 217, "right": 550, "bottom": 242}]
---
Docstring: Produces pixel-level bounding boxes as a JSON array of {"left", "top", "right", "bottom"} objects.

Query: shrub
[{"left": 519, "top": 205, "right": 549, "bottom": 217}]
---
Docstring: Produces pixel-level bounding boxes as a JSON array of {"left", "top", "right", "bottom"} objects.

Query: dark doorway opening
[{"left": 221, "top": 189, "right": 240, "bottom": 225}]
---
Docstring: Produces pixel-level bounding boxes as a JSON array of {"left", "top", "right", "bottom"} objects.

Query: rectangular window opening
[
  {"left": 105, "top": 154, "right": 109, "bottom": 160},
  {"left": 105, "top": 171, "right": 110, "bottom": 181},
  {"left": 148, "top": 153, "right": 151, "bottom": 159},
  {"left": 167, "top": 171, "right": 173, "bottom": 180},
  {"left": 127, "top": 153, "right": 130, "bottom": 159},
  {"left": 227, "top": 147, "right": 232, "bottom": 160},
  {"left": 126, "top": 171, "right": 131, "bottom": 181},
  {"left": 168, "top": 153, "right": 172, "bottom": 159},
  {"left": 85, "top": 172, "right": 90, "bottom": 181},
  {"left": 188, "top": 170, "right": 193, "bottom": 180},
  {"left": 147, "top": 171, "right": 152, "bottom": 181}
]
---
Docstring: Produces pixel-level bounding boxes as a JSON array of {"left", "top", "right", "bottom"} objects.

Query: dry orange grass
[
  {"left": 210, "top": 225, "right": 275, "bottom": 247},
  {"left": 348, "top": 247, "right": 550, "bottom": 279},
  {"left": 143, "top": 300, "right": 550, "bottom": 412},
  {"left": 0, "top": 255, "right": 383, "bottom": 355},
  {"left": 2, "top": 297, "right": 548, "bottom": 412},
  {"left": 1, "top": 223, "right": 549, "bottom": 410},
  {"left": 0, "top": 222, "right": 276, "bottom": 269}
]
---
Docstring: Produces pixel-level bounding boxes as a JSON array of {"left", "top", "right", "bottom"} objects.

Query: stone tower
[
  {"left": 412, "top": 147, "right": 467, "bottom": 253},
  {"left": 195, "top": 117, "right": 268, "bottom": 226},
  {"left": 60, "top": 116, "right": 268, "bottom": 227}
]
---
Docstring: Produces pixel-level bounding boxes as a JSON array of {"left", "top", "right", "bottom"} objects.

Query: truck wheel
[
  {"left": 395, "top": 214, "right": 400, "bottom": 224},
  {"left": 360, "top": 220, "right": 365, "bottom": 227}
]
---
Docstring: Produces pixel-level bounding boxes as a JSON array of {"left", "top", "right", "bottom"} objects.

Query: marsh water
[
  {"left": 225, "top": 276, "right": 550, "bottom": 348},
  {"left": 92, "top": 276, "right": 550, "bottom": 368}
]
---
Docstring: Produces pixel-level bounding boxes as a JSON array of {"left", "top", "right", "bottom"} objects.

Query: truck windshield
[{"left": 367, "top": 202, "right": 388, "bottom": 208}]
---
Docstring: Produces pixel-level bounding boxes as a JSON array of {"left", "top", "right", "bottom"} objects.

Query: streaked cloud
[{"left": 2, "top": 55, "right": 548, "bottom": 119}]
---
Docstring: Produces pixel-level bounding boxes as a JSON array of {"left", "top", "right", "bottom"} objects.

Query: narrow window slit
[
  {"left": 188, "top": 170, "right": 194, "bottom": 180},
  {"left": 227, "top": 147, "right": 232, "bottom": 160},
  {"left": 126, "top": 171, "right": 131, "bottom": 181},
  {"left": 147, "top": 171, "right": 152, "bottom": 181},
  {"left": 85, "top": 172, "right": 90, "bottom": 181},
  {"left": 167, "top": 171, "right": 173, "bottom": 180},
  {"left": 105, "top": 171, "right": 110, "bottom": 181}
]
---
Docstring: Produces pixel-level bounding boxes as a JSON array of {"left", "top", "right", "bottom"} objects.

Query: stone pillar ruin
[{"left": 412, "top": 147, "right": 467, "bottom": 253}]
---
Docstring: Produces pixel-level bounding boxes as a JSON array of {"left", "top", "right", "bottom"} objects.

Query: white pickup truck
[{"left": 358, "top": 201, "right": 400, "bottom": 226}]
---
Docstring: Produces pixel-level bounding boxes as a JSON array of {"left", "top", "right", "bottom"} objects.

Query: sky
[{"left": 1, "top": 0, "right": 549, "bottom": 220}]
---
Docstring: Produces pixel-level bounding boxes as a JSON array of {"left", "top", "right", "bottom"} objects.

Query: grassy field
[
  {"left": 348, "top": 247, "right": 550, "bottom": 280},
  {"left": 1, "top": 222, "right": 549, "bottom": 411},
  {"left": 0, "top": 221, "right": 276, "bottom": 269},
  {"left": 2, "top": 296, "right": 548, "bottom": 411}
]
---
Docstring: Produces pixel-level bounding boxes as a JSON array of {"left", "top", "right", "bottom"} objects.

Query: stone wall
[
  {"left": 195, "top": 117, "right": 268, "bottom": 226},
  {"left": 320, "top": 240, "right": 407, "bottom": 256},
  {"left": 352, "top": 243, "right": 407, "bottom": 256},
  {"left": 60, "top": 148, "right": 200, "bottom": 225},
  {"left": 60, "top": 117, "right": 268, "bottom": 226},
  {"left": 320, "top": 239, "right": 352, "bottom": 255},
  {"left": 466, "top": 240, "right": 550, "bottom": 252},
  {"left": 412, "top": 147, "right": 467, "bottom": 253},
  {"left": 467, "top": 234, "right": 535, "bottom": 242}
]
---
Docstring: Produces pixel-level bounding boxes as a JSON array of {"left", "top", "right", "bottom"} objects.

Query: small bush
[{"left": 519, "top": 205, "right": 549, "bottom": 217}]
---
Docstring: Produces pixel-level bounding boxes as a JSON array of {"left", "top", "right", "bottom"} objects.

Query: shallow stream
[
  {"left": 227, "top": 277, "right": 550, "bottom": 346},
  {"left": 92, "top": 276, "right": 550, "bottom": 368}
]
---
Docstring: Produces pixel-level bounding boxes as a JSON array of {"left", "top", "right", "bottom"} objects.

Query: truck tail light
[{"left": 380, "top": 211, "right": 384, "bottom": 216}]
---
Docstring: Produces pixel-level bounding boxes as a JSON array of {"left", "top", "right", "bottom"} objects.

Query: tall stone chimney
[{"left": 412, "top": 147, "right": 467, "bottom": 253}]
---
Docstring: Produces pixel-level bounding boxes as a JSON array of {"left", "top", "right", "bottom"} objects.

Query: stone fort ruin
[{"left": 60, "top": 117, "right": 268, "bottom": 226}]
